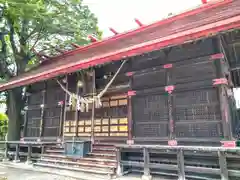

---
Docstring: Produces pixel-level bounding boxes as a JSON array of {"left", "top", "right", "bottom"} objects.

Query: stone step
[
  {"left": 92, "top": 144, "right": 115, "bottom": 148},
  {"left": 41, "top": 154, "right": 65, "bottom": 158},
  {"left": 92, "top": 147, "right": 116, "bottom": 152},
  {"left": 41, "top": 154, "right": 117, "bottom": 164},
  {"left": 45, "top": 149, "right": 64, "bottom": 154},
  {"left": 88, "top": 152, "right": 116, "bottom": 158},
  {"left": 34, "top": 162, "right": 114, "bottom": 175},
  {"left": 80, "top": 157, "right": 116, "bottom": 163},
  {"left": 38, "top": 158, "right": 116, "bottom": 169}
]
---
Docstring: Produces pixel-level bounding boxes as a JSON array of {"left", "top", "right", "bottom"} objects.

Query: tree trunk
[{"left": 7, "top": 88, "right": 23, "bottom": 141}]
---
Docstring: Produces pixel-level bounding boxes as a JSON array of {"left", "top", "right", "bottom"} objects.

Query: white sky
[{"left": 83, "top": 0, "right": 204, "bottom": 37}]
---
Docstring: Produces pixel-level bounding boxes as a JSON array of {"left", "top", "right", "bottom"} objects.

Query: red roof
[{"left": 0, "top": 0, "right": 240, "bottom": 91}]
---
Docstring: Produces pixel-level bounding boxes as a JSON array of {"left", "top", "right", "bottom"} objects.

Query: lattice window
[
  {"left": 77, "top": 94, "right": 128, "bottom": 137},
  {"left": 43, "top": 107, "right": 61, "bottom": 137},
  {"left": 25, "top": 109, "right": 41, "bottom": 137},
  {"left": 28, "top": 92, "right": 43, "bottom": 105},
  {"left": 64, "top": 120, "right": 78, "bottom": 137},
  {"left": 174, "top": 88, "right": 223, "bottom": 138}
]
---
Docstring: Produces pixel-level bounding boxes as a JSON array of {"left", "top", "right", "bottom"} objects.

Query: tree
[
  {"left": 0, "top": 112, "right": 8, "bottom": 139},
  {"left": 0, "top": 0, "right": 102, "bottom": 140}
]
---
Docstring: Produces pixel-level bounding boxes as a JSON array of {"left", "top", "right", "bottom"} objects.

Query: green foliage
[
  {"left": 0, "top": 112, "right": 7, "bottom": 138},
  {"left": 0, "top": 0, "right": 101, "bottom": 77}
]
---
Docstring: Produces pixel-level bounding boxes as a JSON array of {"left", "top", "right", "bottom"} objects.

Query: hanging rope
[{"left": 57, "top": 60, "right": 127, "bottom": 111}]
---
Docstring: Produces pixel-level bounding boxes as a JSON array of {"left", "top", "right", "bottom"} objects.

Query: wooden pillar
[
  {"left": 163, "top": 61, "right": 175, "bottom": 143},
  {"left": 75, "top": 78, "right": 80, "bottom": 137},
  {"left": 127, "top": 96, "right": 133, "bottom": 143},
  {"left": 219, "top": 85, "right": 232, "bottom": 140},
  {"left": 142, "top": 148, "right": 152, "bottom": 180},
  {"left": 41, "top": 145, "right": 45, "bottom": 154},
  {"left": 168, "top": 92, "right": 174, "bottom": 140},
  {"left": 4, "top": 142, "right": 9, "bottom": 161},
  {"left": 26, "top": 144, "right": 32, "bottom": 164},
  {"left": 91, "top": 70, "right": 96, "bottom": 143},
  {"left": 13, "top": 144, "right": 20, "bottom": 163},
  {"left": 218, "top": 151, "right": 228, "bottom": 180},
  {"left": 177, "top": 149, "right": 185, "bottom": 180},
  {"left": 127, "top": 72, "right": 134, "bottom": 144},
  {"left": 58, "top": 102, "right": 64, "bottom": 138},
  {"left": 214, "top": 37, "right": 232, "bottom": 140},
  {"left": 39, "top": 83, "right": 46, "bottom": 138},
  {"left": 116, "top": 147, "right": 123, "bottom": 176},
  {"left": 62, "top": 75, "right": 68, "bottom": 140},
  {"left": 23, "top": 95, "right": 29, "bottom": 137}
]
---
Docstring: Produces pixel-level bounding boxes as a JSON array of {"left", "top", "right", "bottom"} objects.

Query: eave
[{"left": 0, "top": 0, "right": 239, "bottom": 91}]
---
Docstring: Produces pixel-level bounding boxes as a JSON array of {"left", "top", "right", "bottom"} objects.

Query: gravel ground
[{"left": 0, "top": 166, "right": 77, "bottom": 180}]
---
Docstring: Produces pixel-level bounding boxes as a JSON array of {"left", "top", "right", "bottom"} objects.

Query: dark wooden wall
[
  {"left": 24, "top": 36, "right": 237, "bottom": 144},
  {"left": 128, "top": 37, "right": 234, "bottom": 144}
]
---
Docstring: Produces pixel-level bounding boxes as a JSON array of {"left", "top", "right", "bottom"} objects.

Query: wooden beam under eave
[
  {"left": 134, "top": 18, "right": 144, "bottom": 27},
  {"left": 71, "top": 43, "right": 82, "bottom": 48},
  {"left": 109, "top": 27, "right": 118, "bottom": 35},
  {"left": 88, "top": 35, "right": 98, "bottom": 42}
]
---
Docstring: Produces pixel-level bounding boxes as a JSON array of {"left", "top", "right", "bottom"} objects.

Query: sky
[{"left": 83, "top": 0, "right": 204, "bottom": 37}]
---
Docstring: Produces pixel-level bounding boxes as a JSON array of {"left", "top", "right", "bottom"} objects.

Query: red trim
[
  {"left": 50, "top": 0, "right": 232, "bottom": 60},
  {"left": 163, "top": 64, "right": 173, "bottom": 69},
  {"left": 202, "top": 0, "right": 207, "bottom": 4},
  {"left": 165, "top": 85, "right": 175, "bottom": 93},
  {"left": 0, "top": 16, "right": 239, "bottom": 91},
  {"left": 126, "top": 72, "right": 134, "bottom": 76},
  {"left": 88, "top": 35, "right": 98, "bottom": 42},
  {"left": 127, "top": 140, "right": 134, "bottom": 145},
  {"left": 221, "top": 141, "right": 236, "bottom": 148},
  {"left": 168, "top": 140, "right": 177, "bottom": 146},
  {"left": 127, "top": 91, "right": 136, "bottom": 96},
  {"left": 210, "top": 53, "right": 224, "bottom": 60},
  {"left": 213, "top": 78, "right": 228, "bottom": 85},
  {"left": 58, "top": 101, "right": 64, "bottom": 106}
]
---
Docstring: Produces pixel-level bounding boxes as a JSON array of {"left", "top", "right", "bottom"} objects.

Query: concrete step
[
  {"left": 34, "top": 162, "right": 114, "bottom": 175},
  {"left": 38, "top": 158, "right": 116, "bottom": 169}
]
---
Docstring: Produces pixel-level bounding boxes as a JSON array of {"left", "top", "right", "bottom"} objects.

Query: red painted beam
[
  {"left": 88, "top": 35, "right": 98, "bottom": 42},
  {"left": 0, "top": 15, "right": 239, "bottom": 91},
  {"left": 49, "top": 0, "right": 232, "bottom": 60},
  {"left": 109, "top": 27, "right": 118, "bottom": 35},
  {"left": 134, "top": 18, "right": 144, "bottom": 27},
  {"left": 71, "top": 43, "right": 81, "bottom": 48}
]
